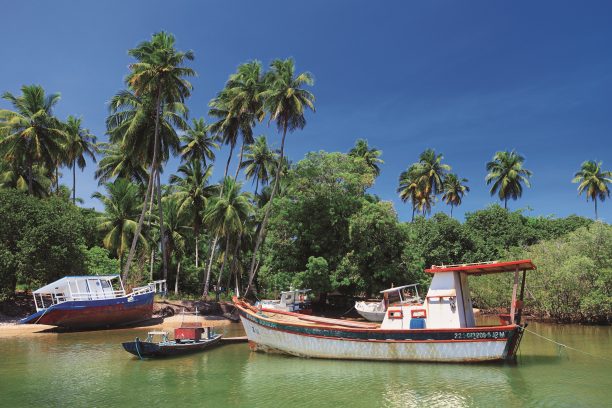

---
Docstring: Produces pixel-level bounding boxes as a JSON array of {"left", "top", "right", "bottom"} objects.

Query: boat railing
[
  {"left": 54, "top": 289, "right": 127, "bottom": 303},
  {"left": 131, "top": 285, "right": 156, "bottom": 295}
]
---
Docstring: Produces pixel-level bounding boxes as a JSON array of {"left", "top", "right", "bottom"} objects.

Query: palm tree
[
  {"left": 0, "top": 161, "right": 51, "bottom": 197},
  {"left": 486, "top": 150, "right": 532, "bottom": 209},
  {"left": 170, "top": 160, "right": 217, "bottom": 268},
  {"left": 202, "top": 62, "right": 264, "bottom": 297},
  {"left": 442, "top": 174, "right": 470, "bottom": 217},
  {"left": 64, "top": 116, "right": 97, "bottom": 203},
  {"left": 572, "top": 160, "right": 611, "bottom": 220},
  {"left": 413, "top": 149, "right": 450, "bottom": 196},
  {"left": 95, "top": 142, "right": 149, "bottom": 185},
  {"left": 349, "top": 139, "right": 384, "bottom": 176},
  {"left": 120, "top": 31, "right": 195, "bottom": 281},
  {"left": 245, "top": 58, "right": 315, "bottom": 295},
  {"left": 203, "top": 177, "right": 253, "bottom": 297},
  {"left": 180, "top": 118, "right": 218, "bottom": 166},
  {"left": 397, "top": 165, "right": 421, "bottom": 221},
  {"left": 158, "top": 197, "right": 190, "bottom": 284},
  {"left": 240, "top": 135, "right": 278, "bottom": 194},
  {"left": 93, "top": 178, "right": 147, "bottom": 270},
  {"left": 0, "top": 85, "right": 66, "bottom": 194}
]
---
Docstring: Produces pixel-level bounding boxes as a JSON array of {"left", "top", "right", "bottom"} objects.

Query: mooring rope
[
  {"left": 134, "top": 338, "right": 144, "bottom": 360},
  {"left": 525, "top": 328, "right": 612, "bottom": 363}
]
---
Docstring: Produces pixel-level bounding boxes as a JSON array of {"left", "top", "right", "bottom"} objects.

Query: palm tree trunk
[
  {"left": 195, "top": 234, "right": 199, "bottom": 269},
  {"left": 27, "top": 160, "right": 33, "bottom": 195},
  {"left": 150, "top": 249, "right": 155, "bottom": 280},
  {"left": 595, "top": 199, "right": 598, "bottom": 220},
  {"left": 234, "top": 143, "right": 245, "bottom": 181},
  {"left": 156, "top": 170, "right": 168, "bottom": 282},
  {"left": 72, "top": 162, "right": 76, "bottom": 204},
  {"left": 216, "top": 235, "right": 231, "bottom": 298},
  {"left": 174, "top": 261, "right": 181, "bottom": 295},
  {"left": 202, "top": 146, "right": 234, "bottom": 297},
  {"left": 245, "top": 123, "right": 287, "bottom": 296},
  {"left": 123, "top": 88, "right": 162, "bottom": 280},
  {"left": 411, "top": 205, "right": 415, "bottom": 222},
  {"left": 504, "top": 198, "right": 508, "bottom": 210},
  {"left": 450, "top": 204, "right": 454, "bottom": 218},
  {"left": 55, "top": 166, "right": 59, "bottom": 195},
  {"left": 254, "top": 178, "right": 259, "bottom": 196},
  {"left": 202, "top": 234, "right": 219, "bottom": 297}
]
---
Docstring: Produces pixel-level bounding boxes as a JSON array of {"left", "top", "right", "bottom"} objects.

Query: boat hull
[
  {"left": 122, "top": 335, "right": 222, "bottom": 358},
  {"left": 19, "top": 292, "right": 155, "bottom": 329},
  {"left": 237, "top": 305, "right": 524, "bottom": 363}
]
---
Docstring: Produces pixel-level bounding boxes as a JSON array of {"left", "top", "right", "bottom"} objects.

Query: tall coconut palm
[
  {"left": 93, "top": 178, "right": 147, "bottom": 270},
  {"left": 397, "top": 165, "right": 421, "bottom": 221},
  {"left": 203, "top": 177, "right": 253, "bottom": 297},
  {"left": 413, "top": 149, "right": 450, "bottom": 196},
  {"left": 485, "top": 150, "right": 532, "bottom": 209},
  {"left": 240, "top": 135, "right": 278, "bottom": 194},
  {"left": 95, "top": 142, "right": 149, "bottom": 185},
  {"left": 572, "top": 160, "right": 611, "bottom": 220},
  {"left": 170, "top": 160, "right": 217, "bottom": 268},
  {"left": 245, "top": 58, "right": 315, "bottom": 295},
  {"left": 202, "top": 63, "right": 263, "bottom": 297},
  {"left": 0, "top": 85, "right": 67, "bottom": 194},
  {"left": 64, "top": 115, "right": 97, "bottom": 203},
  {"left": 158, "top": 197, "right": 190, "bottom": 284},
  {"left": 119, "top": 31, "right": 194, "bottom": 281},
  {"left": 180, "top": 118, "right": 218, "bottom": 166},
  {"left": 442, "top": 173, "right": 470, "bottom": 218},
  {"left": 349, "top": 138, "right": 384, "bottom": 176}
]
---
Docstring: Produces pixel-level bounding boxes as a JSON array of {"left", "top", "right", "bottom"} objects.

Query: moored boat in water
[
  {"left": 20, "top": 275, "right": 166, "bottom": 329},
  {"left": 122, "top": 324, "right": 222, "bottom": 358},
  {"left": 235, "top": 260, "right": 536, "bottom": 363}
]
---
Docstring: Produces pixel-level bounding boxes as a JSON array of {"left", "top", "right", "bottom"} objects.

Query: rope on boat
[
  {"left": 33, "top": 306, "right": 51, "bottom": 325},
  {"left": 525, "top": 328, "right": 612, "bottom": 363},
  {"left": 341, "top": 305, "right": 355, "bottom": 316}
]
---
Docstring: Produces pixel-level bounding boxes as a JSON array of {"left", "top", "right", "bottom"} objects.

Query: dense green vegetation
[{"left": 0, "top": 31, "right": 610, "bottom": 322}]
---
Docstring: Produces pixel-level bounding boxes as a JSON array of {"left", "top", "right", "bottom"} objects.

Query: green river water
[{"left": 0, "top": 320, "right": 610, "bottom": 408}]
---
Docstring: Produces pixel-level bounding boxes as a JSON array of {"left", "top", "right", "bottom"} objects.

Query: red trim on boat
[{"left": 424, "top": 259, "right": 536, "bottom": 275}]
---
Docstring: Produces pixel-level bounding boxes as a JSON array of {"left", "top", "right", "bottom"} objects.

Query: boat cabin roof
[
  {"left": 424, "top": 259, "right": 536, "bottom": 275},
  {"left": 33, "top": 275, "right": 121, "bottom": 294},
  {"left": 380, "top": 284, "right": 419, "bottom": 293},
  {"left": 281, "top": 289, "right": 311, "bottom": 294}
]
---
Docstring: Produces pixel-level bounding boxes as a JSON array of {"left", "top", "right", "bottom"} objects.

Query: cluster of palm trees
[
  {"left": 397, "top": 149, "right": 469, "bottom": 219},
  {"left": 84, "top": 31, "right": 314, "bottom": 297},
  {"left": 396, "top": 149, "right": 610, "bottom": 220},
  {"left": 0, "top": 85, "right": 97, "bottom": 202}
]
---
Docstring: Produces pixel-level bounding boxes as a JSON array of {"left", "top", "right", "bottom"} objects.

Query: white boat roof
[
  {"left": 380, "top": 284, "right": 419, "bottom": 294},
  {"left": 33, "top": 275, "right": 120, "bottom": 294},
  {"left": 281, "top": 289, "right": 311, "bottom": 294}
]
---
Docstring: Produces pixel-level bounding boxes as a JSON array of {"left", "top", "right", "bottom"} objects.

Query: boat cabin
[
  {"left": 31, "top": 275, "right": 126, "bottom": 312},
  {"left": 259, "top": 289, "right": 312, "bottom": 313},
  {"left": 380, "top": 260, "right": 536, "bottom": 330}
]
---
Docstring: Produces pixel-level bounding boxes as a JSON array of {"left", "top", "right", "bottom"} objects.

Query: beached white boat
[
  {"left": 355, "top": 284, "right": 422, "bottom": 322},
  {"left": 257, "top": 289, "right": 312, "bottom": 314},
  {"left": 235, "top": 260, "right": 535, "bottom": 363}
]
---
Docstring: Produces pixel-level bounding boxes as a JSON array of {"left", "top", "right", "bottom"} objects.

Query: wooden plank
[{"left": 220, "top": 336, "right": 248, "bottom": 344}]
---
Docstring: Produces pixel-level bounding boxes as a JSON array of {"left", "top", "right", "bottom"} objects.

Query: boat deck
[{"left": 259, "top": 308, "right": 380, "bottom": 329}]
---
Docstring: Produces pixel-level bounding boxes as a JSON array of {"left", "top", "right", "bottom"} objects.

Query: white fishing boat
[
  {"left": 355, "top": 284, "right": 421, "bottom": 322},
  {"left": 235, "top": 260, "right": 536, "bottom": 363},
  {"left": 257, "top": 289, "right": 312, "bottom": 314}
]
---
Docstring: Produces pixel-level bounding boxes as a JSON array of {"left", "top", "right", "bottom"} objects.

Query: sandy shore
[{"left": 0, "top": 314, "right": 234, "bottom": 339}]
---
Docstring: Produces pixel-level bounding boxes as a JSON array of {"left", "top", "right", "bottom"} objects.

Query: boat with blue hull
[{"left": 20, "top": 275, "right": 166, "bottom": 330}]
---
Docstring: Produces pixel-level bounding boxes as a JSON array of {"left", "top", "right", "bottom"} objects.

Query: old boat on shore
[
  {"left": 355, "top": 284, "right": 422, "bottom": 322},
  {"left": 234, "top": 260, "right": 536, "bottom": 363},
  {"left": 20, "top": 275, "right": 166, "bottom": 329}
]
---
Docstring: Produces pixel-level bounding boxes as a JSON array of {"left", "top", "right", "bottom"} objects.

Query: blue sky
[{"left": 1, "top": 1, "right": 611, "bottom": 221}]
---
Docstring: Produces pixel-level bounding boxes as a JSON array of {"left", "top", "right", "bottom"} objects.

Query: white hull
[
  {"left": 355, "top": 309, "right": 385, "bottom": 322},
  {"left": 240, "top": 315, "right": 510, "bottom": 363}
]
